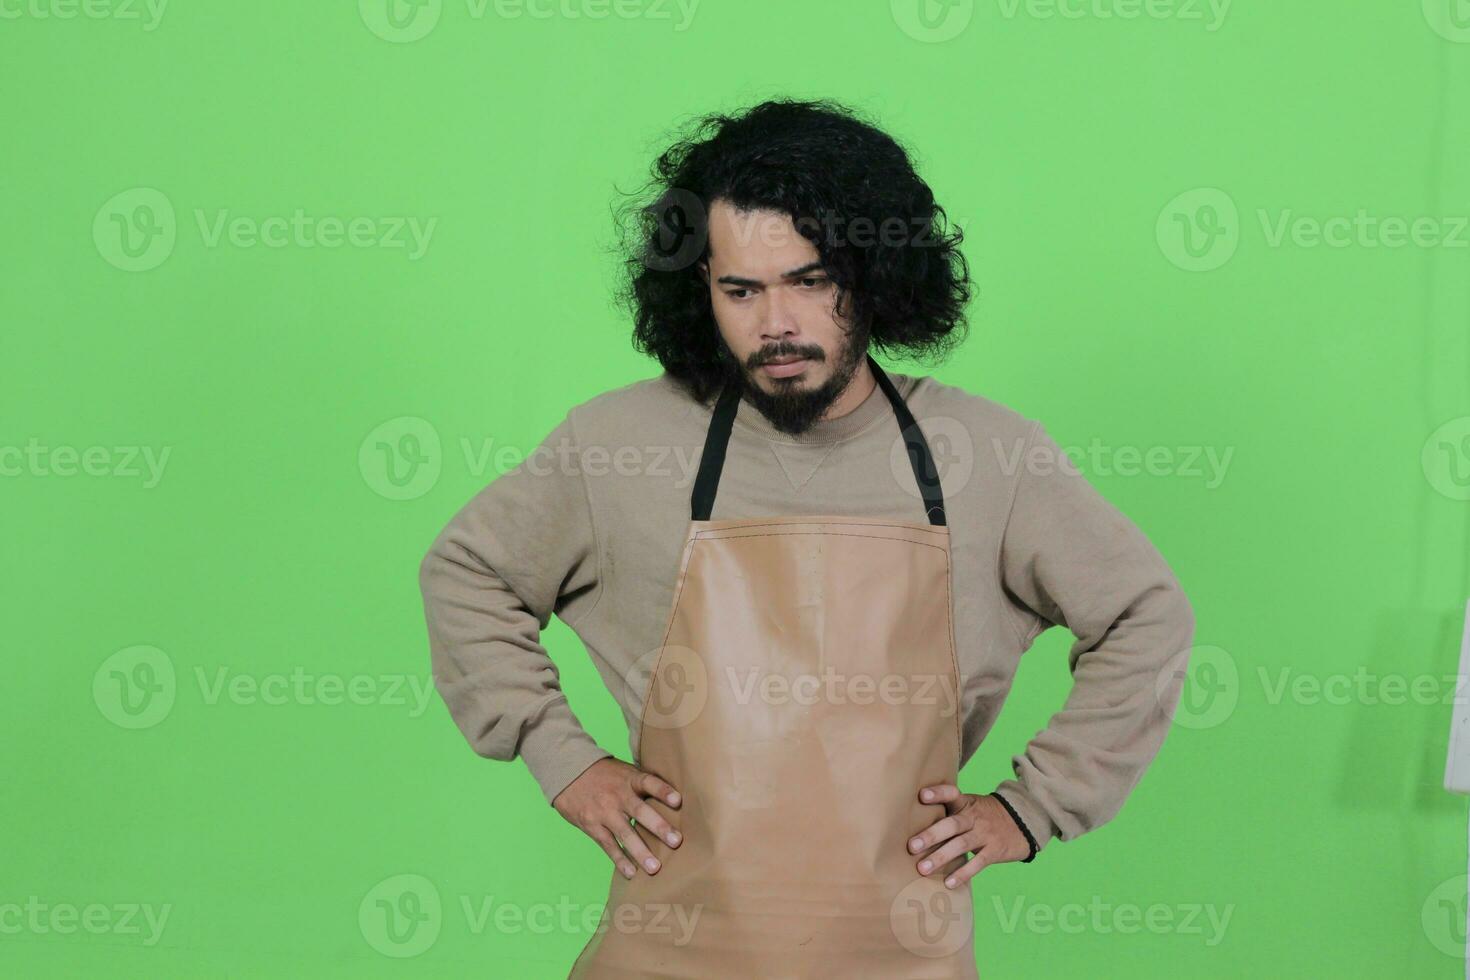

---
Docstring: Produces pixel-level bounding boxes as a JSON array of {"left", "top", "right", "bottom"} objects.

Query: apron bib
[{"left": 569, "top": 355, "right": 976, "bottom": 979}]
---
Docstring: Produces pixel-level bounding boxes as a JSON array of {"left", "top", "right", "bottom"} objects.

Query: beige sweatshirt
[{"left": 417, "top": 368, "right": 1195, "bottom": 857}]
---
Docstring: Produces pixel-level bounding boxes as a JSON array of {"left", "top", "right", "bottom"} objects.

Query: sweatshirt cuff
[
  {"left": 990, "top": 779, "right": 1058, "bottom": 861},
  {"left": 516, "top": 705, "right": 614, "bottom": 806}
]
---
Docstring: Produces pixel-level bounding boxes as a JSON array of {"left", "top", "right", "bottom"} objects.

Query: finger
[
  {"left": 613, "top": 820, "right": 662, "bottom": 876},
  {"left": 915, "top": 830, "right": 977, "bottom": 876},
  {"left": 908, "top": 813, "right": 966, "bottom": 854},
  {"left": 635, "top": 770, "right": 682, "bottom": 808},
  {"left": 589, "top": 825, "right": 638, "bottom": 880},
  {"left": 942, "top": 849, "right": 995, "bottom": 889},
  {"left": 917, "top": 783, "right": 961, "bottom": 805},
  {"left": 631, "top": 799, "right": 682, "bottom": 848}
]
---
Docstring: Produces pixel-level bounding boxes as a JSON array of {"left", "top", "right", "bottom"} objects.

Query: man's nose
[{"left": 760, "top": 287, "right": 800, "bottom": 338}]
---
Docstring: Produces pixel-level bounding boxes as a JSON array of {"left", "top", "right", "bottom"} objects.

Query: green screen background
[{"left": 4, "top": 1, "right": 1469, "bottom": 975}]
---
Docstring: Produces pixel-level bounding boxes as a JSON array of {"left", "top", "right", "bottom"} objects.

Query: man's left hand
[{"left": 907, "top": 784, "right": 1030, "bottom": 888}]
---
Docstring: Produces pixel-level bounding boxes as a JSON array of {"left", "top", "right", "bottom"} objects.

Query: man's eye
[
  {"left": 799, "top": 277, "right": 827, "bottom": 288},
  {"left": 726, "top": 289, "right": 751, "bottom": 299}
]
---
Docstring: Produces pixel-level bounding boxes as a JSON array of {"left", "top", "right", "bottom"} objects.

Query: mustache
[{"left": 749, "top": 345, "right": 826, "bottom": 367}]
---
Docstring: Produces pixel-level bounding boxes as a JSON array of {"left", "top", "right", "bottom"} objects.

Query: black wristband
[{"left": 989, "top": 791, "right": 1039, "bottom": 863}]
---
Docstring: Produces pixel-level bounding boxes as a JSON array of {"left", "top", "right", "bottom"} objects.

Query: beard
[{"left": 713, "top": 320, "right": 872, "bottom": 438}]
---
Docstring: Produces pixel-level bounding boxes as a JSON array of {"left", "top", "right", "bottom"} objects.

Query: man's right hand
[{"left": 551, "top": 757, "right": 683, "bottom": 880}]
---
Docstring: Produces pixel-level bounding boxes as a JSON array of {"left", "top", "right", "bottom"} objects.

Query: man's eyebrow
[{"left": 715, "top": 261, "right": 826, "bottom": 288}]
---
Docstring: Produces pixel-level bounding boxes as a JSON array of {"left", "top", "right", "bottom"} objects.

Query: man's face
[{"left": 698, "top": 199, "right": 869, "bottom": 436}]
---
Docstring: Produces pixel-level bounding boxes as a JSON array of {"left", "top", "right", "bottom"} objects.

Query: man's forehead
[
  {"left": 710, "top": 202, "right": 793, "bottom": 232},
  {"left": 706, "top": 203, "right": 818, "bottom": 269}
]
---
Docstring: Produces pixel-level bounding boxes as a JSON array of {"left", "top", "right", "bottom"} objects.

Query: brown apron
[{"left": 569, "top": 355, "right": 977, "bottom": 979}]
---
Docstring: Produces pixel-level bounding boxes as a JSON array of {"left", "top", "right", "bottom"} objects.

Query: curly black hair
[{"left": 614, "top": 98, "right": 973, "bottom": 404}]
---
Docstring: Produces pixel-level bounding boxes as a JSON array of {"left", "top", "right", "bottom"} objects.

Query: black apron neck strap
[{"left": 689, "top": 353, "right": 947, "bottom": 526}]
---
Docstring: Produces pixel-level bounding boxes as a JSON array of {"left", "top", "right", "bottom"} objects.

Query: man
[{"left": 418, "top": 98, "right": 1195, "bottom": 977}]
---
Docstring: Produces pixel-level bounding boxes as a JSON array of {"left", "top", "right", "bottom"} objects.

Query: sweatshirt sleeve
[
  {"left": 417, "top": 408, "right": 613, "bottom": 806},
  {"left": 989, "top": 420, "right": 1196, "bottom": 856}
]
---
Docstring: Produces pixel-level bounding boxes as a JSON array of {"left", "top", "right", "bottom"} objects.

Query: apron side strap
[
  {"left": 868, "top": 354, "right": 948, "bottom": 527},
  {"left": 690, "top": 378, "right": 742, "bottom": 521}
]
